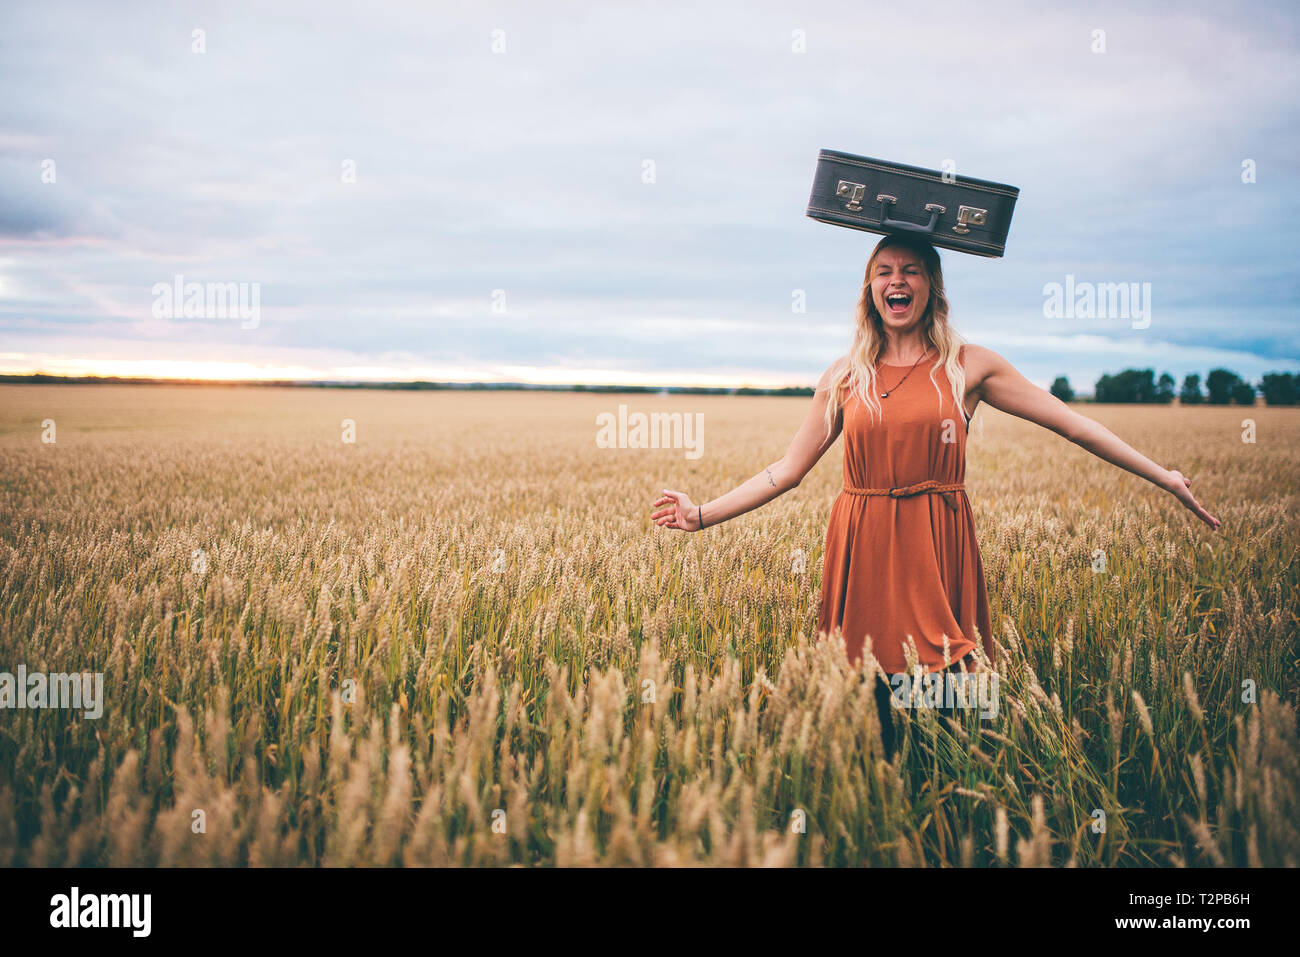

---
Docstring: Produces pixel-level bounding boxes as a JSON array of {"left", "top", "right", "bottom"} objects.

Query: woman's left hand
[{"left": 1165, "top": 469, "right": 1222, "bottom": 531}]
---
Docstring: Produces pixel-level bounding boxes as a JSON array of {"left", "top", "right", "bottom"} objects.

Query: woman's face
[{"left": 870, "top": 247, "right": 931, "bottom": 330}]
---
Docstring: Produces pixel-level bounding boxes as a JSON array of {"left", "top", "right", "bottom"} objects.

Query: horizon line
[{"left": 0, "top": 371, "right": 821, "bottom": 395}]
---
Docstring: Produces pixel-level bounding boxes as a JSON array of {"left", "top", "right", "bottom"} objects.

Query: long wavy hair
[{"left": 821, "top": 233, "right": 970, "bottom": 444}]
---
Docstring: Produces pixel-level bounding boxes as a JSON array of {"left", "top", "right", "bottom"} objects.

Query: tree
[
  {"left": 1205, "top": 368, "right": 1239, "bottom": 405},
  {"left": 1156, "top": 372, "right": 1175, "bottom": 404},
  {"left": 1231, "top": 379, "right": 1256, "bottom": 405},
  {"left": 1179, "top": 373, "right": 1204, "bottom": 405},
  {"left": 1050, "top": 376, "right": 1074, "bottom": 402},
  {"left": 1095, "top": 368, "right": 1157, "bottom": 403},
  {"left": 1260, "top": 372, "right": 1298, "bottom": 406}
]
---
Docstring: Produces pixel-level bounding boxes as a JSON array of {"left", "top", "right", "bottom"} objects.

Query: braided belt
[{"left": 842, "top": 479, "right": 965, "bottom": 512}]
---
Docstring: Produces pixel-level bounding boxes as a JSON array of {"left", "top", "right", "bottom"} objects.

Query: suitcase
[{"left": 805, "top": 148, "right": 1019, "bottom": 258}]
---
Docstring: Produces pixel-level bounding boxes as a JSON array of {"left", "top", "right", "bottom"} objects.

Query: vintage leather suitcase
[{"left": 806, "top": 148, "right": 1019, "bottom": 257}]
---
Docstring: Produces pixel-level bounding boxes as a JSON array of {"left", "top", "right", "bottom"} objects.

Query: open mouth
[{"left": 885, "top": 292, "right": 912, "bottom": 314}]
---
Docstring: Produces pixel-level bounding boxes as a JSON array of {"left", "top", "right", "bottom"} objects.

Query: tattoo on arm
[{"left": 765, "top": 467, "right": 776, "bottom": 487}]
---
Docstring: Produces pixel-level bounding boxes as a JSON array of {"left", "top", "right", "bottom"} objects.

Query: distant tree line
[
  {"left": 0, "top": 373, "right": 816, "bottom": 397},
  {"left": 1049, "top": 369, "right": 1298, "bottom": 405}
]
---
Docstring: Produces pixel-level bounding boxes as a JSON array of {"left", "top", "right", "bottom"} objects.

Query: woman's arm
[
  {"left": 967, "top": 344, "right": 1221, "bottom": 530},
  {"left": 651, "top": 358, "right": 847, "bottom": 531}
]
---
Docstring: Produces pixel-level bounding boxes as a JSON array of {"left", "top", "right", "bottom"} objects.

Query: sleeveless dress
[{"left": 817, "top": 351, "right": 995, "bottom": 675}]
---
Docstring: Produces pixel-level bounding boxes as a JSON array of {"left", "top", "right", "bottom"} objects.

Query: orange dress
[{"left": 817, "top": 352, "right": 995, "bottom": 675}]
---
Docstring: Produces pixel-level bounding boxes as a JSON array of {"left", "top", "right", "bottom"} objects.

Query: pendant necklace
[{"left": 878, "top": 347, "right": 933, "bottom": 398}]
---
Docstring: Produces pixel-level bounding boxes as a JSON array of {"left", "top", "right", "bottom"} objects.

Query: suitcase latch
[
  {"left": 953, "top": 205, "right": 988, "bottom": 234},
  {"left": 836, "top": 180, "right": 867, "bottom": 211}
]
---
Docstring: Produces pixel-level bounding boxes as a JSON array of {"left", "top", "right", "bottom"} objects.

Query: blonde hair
[{"left": 822, "top": 234, "right": 969, "bottom": 444}]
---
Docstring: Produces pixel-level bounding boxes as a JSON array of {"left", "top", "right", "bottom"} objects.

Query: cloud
[{"left": 0, "top": 0, "right": 1296, "bottom": 386}]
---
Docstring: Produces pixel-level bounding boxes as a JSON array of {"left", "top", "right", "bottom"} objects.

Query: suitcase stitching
[
  {"left": 818, "top": 153, "right": 1020, "bottom": 197},
  {"left": 818, "top": 162, "right": 1020, "bottom": 199},
  {"left": 819, "top": 148, "right": 1019, "bottom": 190}
]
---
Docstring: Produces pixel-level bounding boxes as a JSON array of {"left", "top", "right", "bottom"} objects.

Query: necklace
[{"left": 877, "top": 347, "right": 933, "bottom": 398}]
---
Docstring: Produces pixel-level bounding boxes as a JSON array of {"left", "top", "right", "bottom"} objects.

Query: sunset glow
[{"left": 0, "top": 353, "right": 808, "bottom": 390}]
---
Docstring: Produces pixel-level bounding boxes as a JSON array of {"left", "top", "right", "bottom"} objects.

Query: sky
[{"left": 1, "top": 0, "right": 1298, "bottom": 391}]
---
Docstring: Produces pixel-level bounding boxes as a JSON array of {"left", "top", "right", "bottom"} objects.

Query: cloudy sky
[{"left": 2, "top": 0, "right": 1297, "bottom": 390}]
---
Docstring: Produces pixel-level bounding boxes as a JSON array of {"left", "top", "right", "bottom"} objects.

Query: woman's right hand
[
  {"left": 651, "top": 488, "right": 701, "bottom": 532},
  {"left": 1164, "top": 469, "right": 1222, "bottom": 531}
]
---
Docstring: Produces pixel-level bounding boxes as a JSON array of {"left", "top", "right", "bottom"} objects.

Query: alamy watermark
[
  {"left": 0, "top": 666, "right": 104, "bottom": 718},
  {"left": 888, "top": 669, "right": 1000, "bottom": 719},
  {"left": 596, "top": 404, "right": 703, "bottom": 459},
  {"left": 49, "top": 887, "right": 150, "bottom": 937},
  {"left": 1042, "top": 274, "right": 1151, "bottom": 329},
  {"left": 152, "top": 274, "right": 260, "bottom": 329}
]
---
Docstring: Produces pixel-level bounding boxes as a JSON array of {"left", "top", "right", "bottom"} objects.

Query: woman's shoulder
[
  {"left": 956, "top": 343, "right": 1004, "bottom": 394},
  {"left": 817, "top": 354, "right": 852, "bottom": 388},
  {"left": 958, "top": 342, "right": 991, "bottom": 374}
]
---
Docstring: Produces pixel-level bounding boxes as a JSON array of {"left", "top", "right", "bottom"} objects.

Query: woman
[{"left": 650, "top": 233, "right": 1221, "bottom": 754}]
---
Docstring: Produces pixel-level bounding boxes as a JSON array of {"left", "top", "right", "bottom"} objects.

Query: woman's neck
[{"left": 878, "top": 336, "right": 932, "bottom": 364}]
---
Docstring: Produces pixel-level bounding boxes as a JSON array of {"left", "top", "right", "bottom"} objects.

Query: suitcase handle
[{"left": 876, "top": 195, "right": 945, "bottom": 234}]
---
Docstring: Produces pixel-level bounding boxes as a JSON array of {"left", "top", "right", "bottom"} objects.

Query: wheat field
[{"left": 0, "top": 383, "right": 1296, "bottom": 866}]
